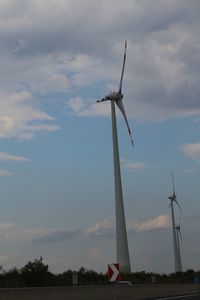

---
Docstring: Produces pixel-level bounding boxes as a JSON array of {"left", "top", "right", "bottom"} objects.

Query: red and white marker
[{"left": 108, "top": 263, "right": 120, "bottom": 282}]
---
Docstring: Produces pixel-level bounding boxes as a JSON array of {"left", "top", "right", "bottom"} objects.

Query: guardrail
[{"left": 0, "top": 284, "right": 199, "bottom": 300}]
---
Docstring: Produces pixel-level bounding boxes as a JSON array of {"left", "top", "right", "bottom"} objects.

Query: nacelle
[{"left": 106, "top": 91, "right": 123, "bottom": 101}]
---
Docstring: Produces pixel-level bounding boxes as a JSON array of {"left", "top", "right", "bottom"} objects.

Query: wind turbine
[
  {"left": 175, "top": 218, "right": 183, "bottom": 272},
  {"left": 168, "top": 172, "right": 182, "bottom": 272},
  {"left": 96, "top": 41, "right": 133, "bottom": 273}
]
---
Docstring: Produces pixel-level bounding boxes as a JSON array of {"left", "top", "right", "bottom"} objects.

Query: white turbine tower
[
  {"left": 168, "top": 172, "right": 182, "bottom": 273},
  {"left": 96, "top": 41, "right": 133, "bottom": 273},
  {"left": 175, "top": 219, "right": 182, "bottom": 272}
]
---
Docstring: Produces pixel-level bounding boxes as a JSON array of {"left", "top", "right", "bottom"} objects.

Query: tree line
[{"left": 0, "top": 257, "right": 199, "bottom": 288}]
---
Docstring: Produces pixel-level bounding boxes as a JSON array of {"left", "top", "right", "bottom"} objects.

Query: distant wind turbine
[
  {"left": 168, "top": 172, "right": 182, "bottom": 272},
  {"left": 96, "top": 41, "right": 133, "bottom": 273},
  {"left": 175, "top": 218, "right": 183, "bottom": 272}
]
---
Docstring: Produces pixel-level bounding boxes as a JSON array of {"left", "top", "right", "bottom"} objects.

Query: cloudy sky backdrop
[{"left": 0, "top": 0, "right": 200, "bottom": 273}]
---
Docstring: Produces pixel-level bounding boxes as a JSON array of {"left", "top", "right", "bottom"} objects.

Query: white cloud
[
  {"left": 0, "top": 223, "right": 81, "bottom": 269},
  {"left": 0, "top": 169, "right": 13, "bottom": 176},
  {"left": 88, "top": 248, "right": 101, "bottom": 259},
  {"left": 0, "top": 254, "right": 15, "bottom": 263},
  {"left": 33, "top": 228, "right": 80, "bottom": 244},
  {"left": 183, "top": 169, "right": 198, "bottom": 174},
  {"left": 0, "top": 0, "right": 198, "bottom": 122},
  {"left": 86, "top": 218, "right": 115, "bottom": 238},
  {"left": 181, "top": 143, "right": 200, "bottom": 161},
  {"left": 0, "top": 223, "right": 15, "bottom": 230},
  {"left": 67, "top": 96, "right": 110, "bottom": 117},
  {"left": 86, "top": 215, "right": 171, "bottom": 237},
  {"left": 67, "top": 97, "right": 85, "bottom": 114},
  {"left": 0, "top": 152, "right": 29, "bottom": 162},
  {"left": 0, "top": 223, "right": 15, "bottom": 239},
  {"left": 121, "top": 159, "right": 147, "bottom": 171},
  {"left": 0, "top": 91, "right": 59, "bottom": 140},
  {"left": 127, "top": 215, "right": 171, "bottom": 233},
  {"left": 0, "top": 223, "right": 80, "bottom": 245}
]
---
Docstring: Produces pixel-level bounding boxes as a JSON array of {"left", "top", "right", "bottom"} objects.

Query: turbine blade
[
  {"left": 174, "top": 199, "right": 183, "bottom": 213},
  {"left": 178, "top": 215, "right": 182, "bottom": 226},
  {"left": 116, "top": 99, "right": 134, "bottom": 147},
  {"left": 172, "top": 171, "right": 175, "bottom": 196},
  {"left": 178, "top": 228, "right": 183, "bottom": 244},
  {"left": 118, "top": 40, "right": 127, "bottom": 94},
  {"left": 96, "top": 98, "right": 108, "bottom": 103}
]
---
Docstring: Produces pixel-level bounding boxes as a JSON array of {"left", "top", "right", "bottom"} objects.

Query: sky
[{"left": 0, "top": 0, "right": 200, "bottom": 274}]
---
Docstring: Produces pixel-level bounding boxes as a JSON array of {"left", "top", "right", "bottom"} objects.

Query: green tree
[{"left": 20, "top": 257, "right": 50, "bottom": 287}]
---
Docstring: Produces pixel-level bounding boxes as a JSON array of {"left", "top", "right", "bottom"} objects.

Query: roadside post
[
  {"left": 108, "top": 263, "right": 120, "bottom": 299},
  {"left": 72, "top": 272, "right": 78, "bottom": 285}
]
